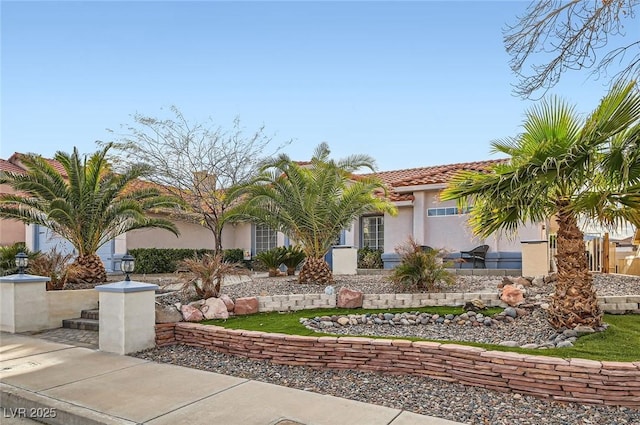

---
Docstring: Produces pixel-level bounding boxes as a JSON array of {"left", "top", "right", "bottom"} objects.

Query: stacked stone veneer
[
  {"left": 155, "top": 322, "right": 640, "bottom": 408},
  {"left": 253, "top": 293, "right": 640, "bottom": 314}
]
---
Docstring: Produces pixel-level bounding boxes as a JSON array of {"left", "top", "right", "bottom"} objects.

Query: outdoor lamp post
[
  {"left": 121, "top": 253, "right": 135, "bottom": 281},
  {"left": 15, "top": 252, "right": 28, "bottom": 274}
]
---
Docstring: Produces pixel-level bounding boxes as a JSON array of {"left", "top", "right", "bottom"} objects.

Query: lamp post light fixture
[
  {"left": 15, "top": 252, "right": 28, "bottom": 274},
  {"left": 121, "top": 253, "right": 135, "bottom": 281}
]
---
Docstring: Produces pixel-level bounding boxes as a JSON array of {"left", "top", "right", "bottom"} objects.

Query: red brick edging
[{"left": 155, "top": 322, "right": 640, "bottom": 408}]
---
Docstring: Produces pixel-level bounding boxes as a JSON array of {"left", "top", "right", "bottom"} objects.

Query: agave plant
[{"left": 177, "top": 252, "right": 249, "bottom": 299}]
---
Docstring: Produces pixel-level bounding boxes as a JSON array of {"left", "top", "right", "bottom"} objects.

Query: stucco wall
[
  {"left": 0, "top": 184, "right": 25, "bottom": 246},
  {"left": 384, "top": 207, "right": 413, "bottom": 252},
  {"left": 126, "top": 219, "right": 215, "bottom": 250},
  {"left": 46, "top": 289, "right": 98, "bottom": 329}
]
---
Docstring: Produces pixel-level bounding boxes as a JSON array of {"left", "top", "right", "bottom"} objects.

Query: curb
[{"left": 0, "top": 383, "right": 136, "bottom": 425}]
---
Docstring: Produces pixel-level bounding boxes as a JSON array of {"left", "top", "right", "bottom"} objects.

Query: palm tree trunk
[
  {"left": 298, "top": 256, "right": 334, "bottom": 285},
  {"left": 68, "top": 253, "right": 107, "bottom": 284},
  {"left": 547, "top": 204, "right": 603, "bottom": 329}
]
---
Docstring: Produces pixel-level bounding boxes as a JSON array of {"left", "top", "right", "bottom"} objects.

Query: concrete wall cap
[
  {"left": 95, "top": 280, "right": 159, "bottom": 293},
  {"left": 0, "top": 274, "right": 51, "bottom": 283}
]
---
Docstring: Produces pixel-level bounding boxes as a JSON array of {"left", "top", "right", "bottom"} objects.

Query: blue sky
[{"left": 1, "top": 1, "right": 636, "bottom": 172}]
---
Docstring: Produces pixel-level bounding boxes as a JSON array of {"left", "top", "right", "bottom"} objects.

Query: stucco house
[{"left": 2, "top": 152, "right": 546, "bottom": 272}]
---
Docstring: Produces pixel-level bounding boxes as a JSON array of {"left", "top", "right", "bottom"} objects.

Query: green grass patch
[{"left": 203, "top": 308, "right": 640, "bottom": 362}]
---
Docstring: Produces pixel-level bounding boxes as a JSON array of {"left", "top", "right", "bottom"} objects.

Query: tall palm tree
[
  {"left": 441, "top": 81, "right": 640, "bottom": 330},
  {"left": 0, "top": 144, "right": 181, "bottom": 283},
  {"left": 230, "top": 143, "right": 396, "bottom": 284}
]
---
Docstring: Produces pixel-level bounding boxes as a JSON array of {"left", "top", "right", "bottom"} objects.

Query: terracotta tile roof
[
  {"left": 365, "top": 159, "right": 507, "bottom": 188},
  {"left": 360, "top": 159, "right": 507, "bottom": 203},
  {"left": 0, "top": 159, "right": 25, "bottom": 174},
  {"left": 6, "top": 153, "right": 68, "bottom": 177}
]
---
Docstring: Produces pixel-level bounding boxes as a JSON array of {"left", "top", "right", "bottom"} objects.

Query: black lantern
[
  {"left": 15, "top": 252, "right": 28, "bottom": 274},
  {"left": 120, "top": 253, "right": 135, "bottom": 281}
]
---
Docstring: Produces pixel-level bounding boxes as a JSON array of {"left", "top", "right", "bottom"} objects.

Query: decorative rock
[
  {"left": 324, "top": 285, "right": 335, "bottom": 295},
  {"left": 520, "top": 343, "right": 538, "bottom": 349},
  {"left": 155, "top": 304, "right": 183, "bottom": 323},
  {"left": 464, "top": 298, "right": 487, "bottom": 312},
  {"left": 337, "top": 287, "right": 364, "bottom": 308},
  {"left": 500, "top": 284, "right": 524, "bottom": 306},
  {"left": 201, "top": 297, "right": 229, "bottom": 320},
  {"left": 220, "top": 294, "right": 235, "bottom": 312},
  {"left": 499, "top": 341, "right": 518, "bottom": 347},
  {"left": 574, "top": 325, "right": 596, "bottom": 335},
  {"left": 180, "top": 304, "right": 204, "bottom": 322},
  {"left": 514, "top": 277, "right": 531, "bottom": 287},
  {"left": 556, "top": 340, "right": 574, "bottom": 348},
  {"left": 337, "top": 317, "right": 350, "bottom": 326},
  {"left": 504, "top": 307, "right": 517, "bottom": 318},
  {"left": 234, "top": 297, "right": 259, "bottom": 315}
]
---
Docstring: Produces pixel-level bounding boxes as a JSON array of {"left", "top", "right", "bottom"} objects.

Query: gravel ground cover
[{"left": 134, "top": 273, "right": 640, "bottom": 425}]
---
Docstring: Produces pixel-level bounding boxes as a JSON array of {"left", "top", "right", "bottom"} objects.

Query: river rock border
[{"left": 155, "top": 322, "right": 640, "bottom": 408}]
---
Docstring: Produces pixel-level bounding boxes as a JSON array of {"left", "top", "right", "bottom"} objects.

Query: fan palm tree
[
  {"left": 230, "top": 142, "right": 396, "bottom": 284},
  {"left": 0, "top": 144, "right": 182, "bottom": 283},
  {"left": 441, "top": 81, "right": 640, "bottom": 330}
]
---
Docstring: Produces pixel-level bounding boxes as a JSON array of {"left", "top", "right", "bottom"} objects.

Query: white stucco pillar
[
  {"left": 95, "top": 280, "right": 158, "bottom": 355},
  {"left": 521, "top": 240, "right": 549, "bottom": 277},
  {"left": 332, "top": 246, "right": 358, "bottom": 275},
  {"left": 0, "top": 273, "right": 50, "bottom": 333},
  {"left": 412, "top": 192, "right": 426, "bottom": 245}
]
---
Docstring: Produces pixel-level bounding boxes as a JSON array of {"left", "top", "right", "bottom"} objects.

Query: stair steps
[{"left": 62, "top": 308, "right": 99, "bottom": 331}]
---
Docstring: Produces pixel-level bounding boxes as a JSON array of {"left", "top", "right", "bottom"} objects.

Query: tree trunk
[
  {"left": 547, "top": 204, "right": 603, "bottom": 329},
  {"left": 67, "top": 253, "right": 107, "bottom": 284},
  {"left": 298, "top": 256, "right": 334, "bottom": 285}
]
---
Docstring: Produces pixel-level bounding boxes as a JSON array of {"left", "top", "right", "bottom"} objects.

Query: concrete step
[
  {"left": 62, "top": 318, "right": 99, "bottom": 331},
  {"left": 81, "top": 309, "right": 99, "bottom": 320}
]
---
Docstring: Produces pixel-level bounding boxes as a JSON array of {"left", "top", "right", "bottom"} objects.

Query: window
[
  {"left": 255, "top": 224, "right": 277, "bottom": 254},
  {"left": 361, "top": 215, "right": 384, "bottom": 250},
  {"left": 427, "top": 206, "right": 472, "bottom": 217}
]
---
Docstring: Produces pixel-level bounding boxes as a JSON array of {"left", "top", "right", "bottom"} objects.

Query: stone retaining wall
[
  {"left": 155, "top": 322, "right": 640, "bottom": 408},
  {"left": 251, "top": 293, "right": 640, "bottom": 314}
]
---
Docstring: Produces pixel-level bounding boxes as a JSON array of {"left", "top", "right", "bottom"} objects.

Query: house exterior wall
[
  {"left": 125, "top": 219, "right": 215, "bottom": 250},
  {"left": 384, "top": 206, "right": 413, "bottom": 252},
  {"left": 0, "top": 184, "right": 25, "bottom": 246}
]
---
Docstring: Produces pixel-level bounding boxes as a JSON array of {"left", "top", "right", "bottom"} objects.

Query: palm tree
[
  {"left": 230, "top": 142, "right": 396, "bottom": 284},
  {"left": 441, "top": 81, "right": 640, "bottom": 330},
  {"left": 0, "top": 144, "right": 181, "bottom": 283}
]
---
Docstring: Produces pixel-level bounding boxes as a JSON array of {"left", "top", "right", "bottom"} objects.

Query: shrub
[
  {"left": 255, "top": 247, "right": 287, "bottom": 277},
  {"left": 0, "top": 243, "right": 38, "bottom": 276},
  {"left": 358, "top": 246, "right": 383, "bottom": 269},
  {"left": 28, "top": 247, "right": 74, "bottom": 290},
  {"left": 281, "top": 245, "right": 306, "bottom": 276},
  {"left": 390, "top": 238, "right": 454, "bottom": 292},
  {"left": 177, "top": 252, "right": 249, "bottom": 299}
]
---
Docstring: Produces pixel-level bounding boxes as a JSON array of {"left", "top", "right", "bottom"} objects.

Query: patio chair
[{"left": 459, "top": 245, "right": 489, "bottom": 269}]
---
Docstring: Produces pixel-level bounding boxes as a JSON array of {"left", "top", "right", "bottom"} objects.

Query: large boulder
[
  {"left": 234, "top": 297, "right": 259, "bottom": 315},
  {"left": 180, "top": 304, "right": 204, "bottom": 322},
  {"left": 155, "top": 304, "right": 183, "bottom": 323},
  {"left": 220, "top": 294, "right": 235, "bottom": 312},
  {"left": 337, "top": 287, "right": 363, "bottom": 309},
  {"left": 201, "top": 297, "right": 229, "bottom": 320},
  {"left": 500, "top": 284, "right": 524, "bottom": 307}
]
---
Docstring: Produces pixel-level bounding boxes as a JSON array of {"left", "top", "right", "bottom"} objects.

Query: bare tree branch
[
  {"left": 99, "top": 106, "right": 291, "bottom": 252},
  {"left": 504, "top": 0, "right": 639, "bottom": 98}
]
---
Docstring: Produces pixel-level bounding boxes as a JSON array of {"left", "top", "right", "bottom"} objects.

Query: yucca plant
[
  {"left": 390, "top": 238, "right": 454, "bottom": 292},
  {"left": 177, "top": 252, "right": 249, "bottom": 299},
  {"left": 281, "top": 245, "right": 306, "bottom": 276},
  {"left": 255, "top": 248, "right": 287, "bottom": 277}
]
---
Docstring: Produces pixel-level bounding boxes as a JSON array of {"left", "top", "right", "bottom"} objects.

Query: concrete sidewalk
[{"left": 0, "top": 333, "right": 466, "bottom": 425}]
